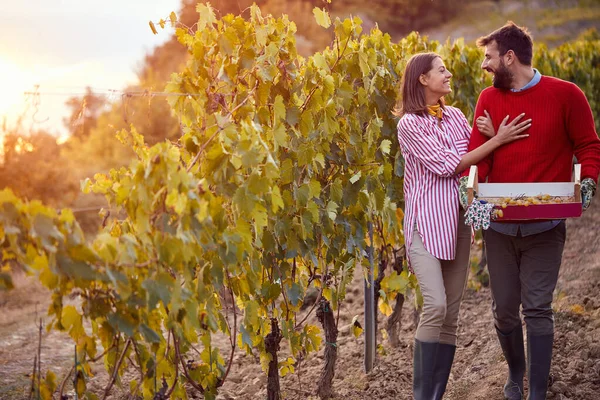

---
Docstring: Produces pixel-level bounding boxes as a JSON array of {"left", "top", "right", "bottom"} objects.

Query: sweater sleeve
[
  {"left": 463, "top": 91, "right": 493, "bottom": 181},
  {"left": 397, "top": 116, "right": 461, "bottom": 178},
  {"left": 566, "top": 85, "right": 600, "bottom": 183}
]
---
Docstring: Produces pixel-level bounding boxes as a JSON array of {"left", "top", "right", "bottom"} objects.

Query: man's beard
[{"left": 492, "top": 60, "right": 513, "bottom": 90}]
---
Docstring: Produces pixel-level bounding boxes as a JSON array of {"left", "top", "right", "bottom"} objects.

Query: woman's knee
[{"left": 424, "top": 300, "right": 447, "bottom": 323}]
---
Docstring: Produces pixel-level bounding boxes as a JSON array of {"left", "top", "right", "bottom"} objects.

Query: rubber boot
[
  {"left": 413, "top": 339, "right": 439, "bottom": 400},
  {"left": 527, "top": 333, "right": 553, "bottom": 400},
  {"left": 496, "top": 325, "right": 526, "bottom": 399},
  {"left": 432, "top": 343, "right": 456, "bottom": 399}
]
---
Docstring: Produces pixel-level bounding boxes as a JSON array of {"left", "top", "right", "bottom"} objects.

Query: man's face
[{"left": 481, "top": 41, "right": 513, "bottom": 90}]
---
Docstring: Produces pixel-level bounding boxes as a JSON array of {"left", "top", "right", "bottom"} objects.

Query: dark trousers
[{"left": 483, "top": 222, "right": 566, "bottom": 335}]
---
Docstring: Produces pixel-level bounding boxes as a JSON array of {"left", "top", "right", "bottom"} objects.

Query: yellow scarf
[{"left": 426, "top": 104, "right": 443, "bottom": 120}]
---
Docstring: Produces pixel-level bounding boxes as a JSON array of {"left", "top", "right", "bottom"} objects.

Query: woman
[{"left": 395, "top": 52, "right": 531, "bottom": 400}]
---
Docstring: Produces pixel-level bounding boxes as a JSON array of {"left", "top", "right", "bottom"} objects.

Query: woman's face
[{"left": 421, "top": 57, "right": 452, "bottom": 98}]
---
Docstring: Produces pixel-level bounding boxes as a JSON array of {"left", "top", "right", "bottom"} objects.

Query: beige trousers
[{"left": 409, "top": 212, "right": 471, "bottom": 345}]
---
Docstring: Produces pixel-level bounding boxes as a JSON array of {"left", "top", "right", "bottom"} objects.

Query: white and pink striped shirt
[{"left": 396, "top": 106, "right": 471, "bottom": 263}]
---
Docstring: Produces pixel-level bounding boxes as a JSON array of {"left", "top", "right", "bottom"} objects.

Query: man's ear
[
  {"left": 505, "top": 50, "right": 516, "bottom": 66},
  {"left": 419, "top": 74, "right": 428, "bottom": 86}
]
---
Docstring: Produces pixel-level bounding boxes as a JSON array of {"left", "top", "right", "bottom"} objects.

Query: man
[{"left": 459, "top": 22, "right": 600, "bottom": 400}]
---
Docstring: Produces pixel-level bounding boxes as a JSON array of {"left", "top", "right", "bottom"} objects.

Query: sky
[{"left": 0, "top": 0, "right": 182, "bottom": 137}]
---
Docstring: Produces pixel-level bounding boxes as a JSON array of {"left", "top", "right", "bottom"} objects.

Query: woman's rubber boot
[
  {"left": 527, "top": 333, "right": 553, "bottom": 400},
  {"left": 496, "top": 325, "right": 526, "bottom": 400},
  {"left": 432, "top": 343, "right": 456, "bottom": 399},
  {"left": 413, "top": 339, "right": 439, "bottom": 400}
]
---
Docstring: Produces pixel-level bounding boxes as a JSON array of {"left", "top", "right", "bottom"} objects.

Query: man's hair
[
  {"left": 393, "top": 52, "right": 445, "bottom": 117},
  {"left": 477, "top": 21, "right": 533, "bottom": 66}
]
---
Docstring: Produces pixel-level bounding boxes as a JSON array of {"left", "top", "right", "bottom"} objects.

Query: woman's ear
[{"left": 419, "top": 73, "right": 428, "bottom": 86}]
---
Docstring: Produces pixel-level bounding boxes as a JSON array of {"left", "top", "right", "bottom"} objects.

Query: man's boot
[
  {"left": 413, "top": 339, "right": 439, "bottom": 400},
  {"left": 432, "top": 343, "right": 456, "bottom": 399},
  {"left": 496, "top": 325, "right": 526, "bottom": 400},
  {"left": 527, "top": 333, "right": 553, "bottom": 400}
]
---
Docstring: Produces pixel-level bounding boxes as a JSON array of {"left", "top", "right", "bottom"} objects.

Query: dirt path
[{"left": 2, "top": 201, "right": 600, "bottom": 399}]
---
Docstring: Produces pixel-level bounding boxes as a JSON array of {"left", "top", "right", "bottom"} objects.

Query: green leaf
[
  {"left": 296, "top": 184, "right": 310, "bottom": 206},
  {"left": 313, "top": 7, "right": 331, "bottom": 29},
  {"left": 271, "top": 186, "right": 285, "bottom": 213},
  {"left": 273, "top": 95, "right": 286, "bottom": 122},
  {"left": 326, "top": 201, "right": 338, "bottom": 221},
  {"left": 381, "top": 271, "right": 410, "bottom": 293},
  {"left": 330, "top": 180, "right": 343, "bottom": 204},
  {"left": 380, "top": 139, "right": 392, "bottom": 155},
  {"left": 139, "top": 323, "right": 161, "bottom": 344},
  {"left": 142, "top": 274, "right": 173, "bottom": 308},
  {"left": 308, "top": 180, "right": 321, "bottom": 198},
  {"left": 244, "top": 300, "right": 259, "bottom": 327},
  {"left": 32, "top": 214, "right": 63, "bottom": 252},
  {"left": 287, "top": 282, "right": 304, "bottom": 307},
  {"left": 350, "top": 171, "right": 362, "bottom": 184},
  {"left": 56, "top": 254, "right": 97, "bottom": 281},
  {"left": 273, "top": 123, "right": 288, "bottom": 148},
  {"left": 107, "top": 313, "right": 136, "bottom": 337},
  {"left": 0, "top": 273, "right": 14, "bottom": 290}
]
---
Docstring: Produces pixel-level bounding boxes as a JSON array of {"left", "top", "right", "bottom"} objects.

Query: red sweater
[{"left": 466, "top": 76, "right": 600, "bottom": 184}]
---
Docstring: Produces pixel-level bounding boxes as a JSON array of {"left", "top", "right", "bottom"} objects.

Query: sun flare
[{"left": 0, "top": 57, "right": 29, "bottom": 117}]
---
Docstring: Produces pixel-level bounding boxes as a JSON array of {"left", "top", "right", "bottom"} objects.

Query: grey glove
[
  {"left": 459, "top": 176, "right": 471, "bottom": 210},
  {"left": 581, "top": 178, "right": 597, "bottom": 211}
]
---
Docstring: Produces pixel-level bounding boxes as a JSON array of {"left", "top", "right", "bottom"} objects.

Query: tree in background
[
  {"left": 63, "top": 87, "right": 107, "bottom": 140},
  {"left": 0, "top": 130, "right": 78, "bottom": 207}
]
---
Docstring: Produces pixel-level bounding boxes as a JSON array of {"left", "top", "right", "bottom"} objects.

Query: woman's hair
[{"left": 393, "top": 52, "right": 445, "bottom": 117}]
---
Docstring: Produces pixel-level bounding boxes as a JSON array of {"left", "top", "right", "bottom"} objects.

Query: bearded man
[{"left": 459, "top": 22, "right": 600, "bottom": 400}]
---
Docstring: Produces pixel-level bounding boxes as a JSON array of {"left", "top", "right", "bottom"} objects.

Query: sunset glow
[{"left": 0, "top": 57, "right": 28, "bottom": 117}]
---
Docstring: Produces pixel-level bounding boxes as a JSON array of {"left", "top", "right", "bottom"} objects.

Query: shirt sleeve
[
  {"left": 566, "top": 84, "right": 600, "bottom": 183},
  {"left": 463, "top": 91, "right": 493, "bottom": 181},
  {"left": 397, "top": 116, "right": 462, "bottom": 178}
]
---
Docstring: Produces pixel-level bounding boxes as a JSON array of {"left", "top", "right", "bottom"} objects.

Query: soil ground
[{"left": 2, "top": 201, "right": 600, "bottom": 399}]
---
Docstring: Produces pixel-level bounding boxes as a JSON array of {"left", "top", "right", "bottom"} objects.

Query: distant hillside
[
  {"left": 280, "top": 0, "right": 599, "bottom": 55},
  {"left": 420, "top": 0, "right": 600, "bottom": 47}
]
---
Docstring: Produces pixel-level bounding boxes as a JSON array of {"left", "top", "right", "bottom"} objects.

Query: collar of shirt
[{"left": 511, "top": 68, "right": 541, "bottom": 92}]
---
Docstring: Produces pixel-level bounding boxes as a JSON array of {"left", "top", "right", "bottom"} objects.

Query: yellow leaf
[
  {"left": 273, "top": 95, "right": 286, "bottom": 122},
  {"left": 59, "top": 208, "right": 75, "bottom": 224},
  {"left": 169, "top": 11, "right": 177, "bottom": 25},
  {"left": 82, "top": 361, "right": 94, "bottom": 377},
  {"left": 570, "top": 304, "right": 585, "bottom": 315},
  {"left": 259, "top": 351, "right": 272, "bottom": 374},
  {"left": 196, "top": 3, "right": 216, "bottom": 31},
  {"left": 76, "top": 372, "right": 86, "bottom": 397},
  {"left": 378, "top": 298, "right": 393, "bottom": 316},
  {"left": 351, "top": 315, "right": 363, "bottom": 338},
  {"left": 149, "top": 21, "right": 158, "bottom": 35},
  {"left": 271, "top": 186, "right": 284, "bottom": 213},
  {"left": 31, "top": 254, "right": 48, "bottom": 271},
  {"left": 62, "top": 305, "right": 85, "bottom": 340},
  {"left": 313, "top": 7, "right": 331, "bottom": 29},
  {"left": 166, "top": 189, "right": 188, "bottom": 215},
  {"left": 0, "top": 188, "right": 18, "bottom": 203},
  {"left": 395, "top": 207, "right": 404, "bottom": 224}
]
